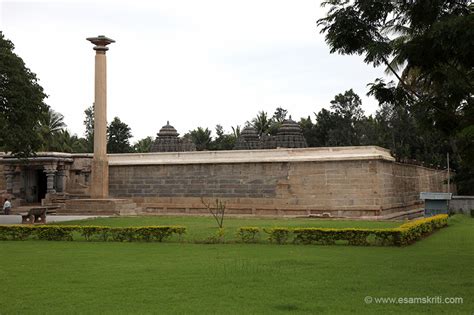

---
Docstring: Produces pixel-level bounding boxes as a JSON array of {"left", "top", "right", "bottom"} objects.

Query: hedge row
[
  {"left": 0, "top": 215, "right": 448, "bottom": 245},
  {"left": 237, "top": 215, "right": 448, "bottom": 246},
  {"left": 0, "top": 225, "right": 186, "bottom": 242}
]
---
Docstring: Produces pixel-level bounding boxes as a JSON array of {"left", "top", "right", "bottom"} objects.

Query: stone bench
[{"left": 20, "top": 206, "right": 59, "bottom": 224}]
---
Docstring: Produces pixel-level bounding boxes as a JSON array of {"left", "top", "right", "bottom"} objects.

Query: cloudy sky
[{"left": 1, "top": 0, "right": 389, "bottom": 142}]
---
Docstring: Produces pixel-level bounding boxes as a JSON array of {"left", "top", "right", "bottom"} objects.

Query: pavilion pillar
[
  {"left": 56, "top": 166, "right": 67, "bottom": 193},
  {"left": 87, "top": 35, "right": 115, "bottom": 199},
  {"left": 44, "top": 166, "right": 57, "bottom": 194},
  {"left": 4, "top": 166, "right": 14, "bottom": 194}
]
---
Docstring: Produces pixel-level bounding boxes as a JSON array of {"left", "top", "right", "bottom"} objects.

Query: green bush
[
  {"left": 263, "top": 214, "right": 448, "bottom": 247},
  {"left": 0, "top": 225, "right": 186, "bottom": 242},
  {"left": 237, "top": 227, "right": 260, "bottom": 243},
  {"left": 81, "top": 226, "right": 111, "bottom": 241},
  {"left": 0, "top": 225, "right": 34, "bottom": 241},
  {"left": 264, "top": 227, "right": 290, "bottom": 244},
  {"left": 34, "top": 225, "right": 77, "bottom": 241}
]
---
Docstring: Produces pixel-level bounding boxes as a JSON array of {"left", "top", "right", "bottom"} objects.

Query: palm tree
[
  {"left": 188, "top": 127, "right": 212, "bottom": 151},
  {"left": 39, "top": 108, "right": 66, "bottom": 151},
  {"left": 251, "top": 111, "right": 273, "bottom": 136},
  {"left": 50, "top": 130, "right": 87, "bottom": 153}
]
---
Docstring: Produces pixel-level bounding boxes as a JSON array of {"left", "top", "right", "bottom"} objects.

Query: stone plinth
[
  {"left": 90, "top": 159, "right": 109, "bottom": 198},
  {"left": 62, "top": 198, "right": 137, "bottom": 216}
]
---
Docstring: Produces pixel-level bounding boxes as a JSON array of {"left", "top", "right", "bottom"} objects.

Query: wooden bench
[{"left": 20, "top": 206, "right": 59, "bottom": 224}]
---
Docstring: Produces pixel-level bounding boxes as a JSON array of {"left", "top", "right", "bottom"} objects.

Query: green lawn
[
  {"left": 0, "top": 215, "right": 472, "bottom": 314},
  {"left": 57, "top": 215, "right": 400, "bottom": 242}
]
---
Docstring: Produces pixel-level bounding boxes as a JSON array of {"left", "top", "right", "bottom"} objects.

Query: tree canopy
[
  {"left": 107, "top": 117, "right": 133, "bottom": 153},
  {"left": 318, "top": 0, "right": 474, "bottom": 193},
  {"left": 0, "top": 31, "right": 49, "bottom": 157}
]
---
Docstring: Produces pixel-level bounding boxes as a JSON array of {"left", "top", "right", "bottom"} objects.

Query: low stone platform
[{"left": 60, "top": 198, "right": 138, "bottom": 216}]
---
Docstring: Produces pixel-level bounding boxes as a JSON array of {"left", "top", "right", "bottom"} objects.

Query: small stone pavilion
[{"left": 150, "top": 122, "right": 195, "bottom": 152}]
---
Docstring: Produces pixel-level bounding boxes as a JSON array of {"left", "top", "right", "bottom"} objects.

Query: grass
[
  {"left": 0, "top": 215, "right": 472, "bottom": 314},
  {"left": 57, "top": 215, "right": 400, "bottom": 242}
]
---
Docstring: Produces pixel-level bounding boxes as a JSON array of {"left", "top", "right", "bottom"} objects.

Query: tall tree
[
  {"left": 0, "top": 31, "right": 48, "bottom": 157},
  {"left": 318, "top": 0, "right": 473, "bottom": 192},
  {"left": 107, "top": 117, "right": 132, "bottom": 153},
  {"left": 328, "top": 89, "right": 365, "bottom": 146},
  {"left": 188, "top": 127, "right": 212, "bottom": 151},
  {"left": 251, "top": 111, "right": 274, "bottom": 136},
  {"left": 39, "top": 108, "right": 66, "bottom": 151},
  {"left": 133, "top": 136, "right": 153, "bottom": 153},
  {"left": 83, "top": 106, "right": 94, "bottom": 152},
  {"left": 50, "top": 130, "right": 88, "bottom": 153},
  {"left": 210, "top": 125, "right": 236, "bottom": 150}
]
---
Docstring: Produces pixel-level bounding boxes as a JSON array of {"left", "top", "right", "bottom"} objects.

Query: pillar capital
[{"left": 87, "top": 35, "right": 115, "bottom": 52}]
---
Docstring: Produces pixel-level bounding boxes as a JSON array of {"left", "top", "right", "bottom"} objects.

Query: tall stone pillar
[{"left": 87, "top": 35, "right": 115, "bottom": 199}]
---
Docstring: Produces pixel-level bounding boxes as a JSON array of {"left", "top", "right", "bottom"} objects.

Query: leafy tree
[
  {"left": 50, "top": 130, "right": 88, "bottom": 153},
  {"left": 318, "top": 0, "right": 473, "bottom": 192},
  {"left": 231, "top": 125, "right": 241, "bottom": 139},
  {"left": 188, "top": 127, "right": 212, "bottom": 151},
  {"left": 328, "top": 89, "right": 364, "bottom": 146},
  {"left": 251, "top": 111, "right": 274, "bottom": 136},
  {"left": 273, "top": 107, "right": 288, "bottom": 123},
  {"left": 210, "top": 125, "right": 236, "bottom": 150},
  {"left": 0, "top": 31, "right": 48, "bottom": 157},
  {"left": 133, "top": 136, "right": 153, "bottom": 153},
  {"left": 83, "top": 106, "right": 94, "bottom": 152},
  {"left": 39, "top": 108, "right": 66, "bottom": 151},
  {"left": 107, "top": 117, "right": 132, "bottom": 153},
  {"left": 299, "top": 116, "right": 318, "bottom": 147}
]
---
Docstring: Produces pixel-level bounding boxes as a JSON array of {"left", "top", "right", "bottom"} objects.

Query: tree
[
  {"left": 318, "top": 0, "right": 473, "bottom": 192},
  {"left": 210, "top": 125, "right": 236, "bottom": 150},
  {"left": 0, "top": 31, "right": 48, "bottom": 157},
  {"left": 328, "top": 89, "right": 365, "bottom": 146},
  {"left": 251, "top": 111, "right": 273, "bottom": 136},
  {"left": 188, "top": 127, "right": 212, "bottom": 151},
  {"left": 133, "top": 136, "right": 153, "bottom": 153},
  {"left": 231, "top": 125, "right": 241, "bottom": 138},
  {"left": 50, "top": 130, "right": 88, "bottom": 153},
  {"left": 299, "top": 116, "right": 318, "bottom": 147},
  {"left": 83, "top": 106, "right": 94, "bottom": 152},
  {"left": 273, "top": 107, "right": 288, "bottom": 123},
  {"left": 39, "top": 108, "right": 66, "bottom": 151},
  {"left": 107, "top": 117, "right": 132, "bottom": 153}
]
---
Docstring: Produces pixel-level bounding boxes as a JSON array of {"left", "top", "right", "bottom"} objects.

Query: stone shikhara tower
[{"left": 87, "top": 35, "right": 115, "bottom": 198}]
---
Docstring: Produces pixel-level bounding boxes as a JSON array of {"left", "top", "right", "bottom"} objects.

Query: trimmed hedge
[
  {"left": 0, "top": 225, "right": 186, "bottom": 242},
  {"left": 0, "top": 215, "right": 448, "bottom": 246},
  {"left": 237, "top": 227, "right": 261, "bottom": 243},
  {"left": 264, "top": 215, "right": 448, "bottom": 246}
]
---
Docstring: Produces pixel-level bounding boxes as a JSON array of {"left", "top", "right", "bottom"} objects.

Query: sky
[{"left": 1, "top": 0, "right": 389, "bottom": 142}]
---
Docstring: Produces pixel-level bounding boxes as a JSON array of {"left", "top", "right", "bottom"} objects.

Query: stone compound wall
[{"left": 107, "top": 147, "right": 449, "bottom": 217}]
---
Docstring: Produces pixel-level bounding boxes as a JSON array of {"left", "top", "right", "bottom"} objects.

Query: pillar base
[{"left": 90, "top": 159, "right": 109, "bottom": 198}]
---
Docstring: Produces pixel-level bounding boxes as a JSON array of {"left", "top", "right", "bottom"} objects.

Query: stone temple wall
[{"left": 107, "top": 147, "right": 449, "bottom": 217}]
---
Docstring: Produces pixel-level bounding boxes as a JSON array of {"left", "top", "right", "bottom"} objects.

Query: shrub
[
  {"left": 273, "top": 214, "right": 448, "bottom": 247},
  {"left": 81, "top": 226, "right": 111, "bottom": 241},
  {"left": 0, "top": 225, "right": 34, "bottom": 240},
  {"left": 134, "top": 226, "right": 186, "bottom": 242},
  {"left": 237, "top": 227, "right": 260, "bottom": 243},
  {"left": 34, "top": 225, "right": 77, "bottom": 241},
  {"left": 395, "top": 214, "right": 448, "bottom": 246},
  {"left": 264, "top": 228, "right": 290, "bottom": 244},
  {"left": 293, "top": 228, "right": 373, "bottom": 245},
  {"left": 0, "top": 225, "right": 187, "bottom": 242}
]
